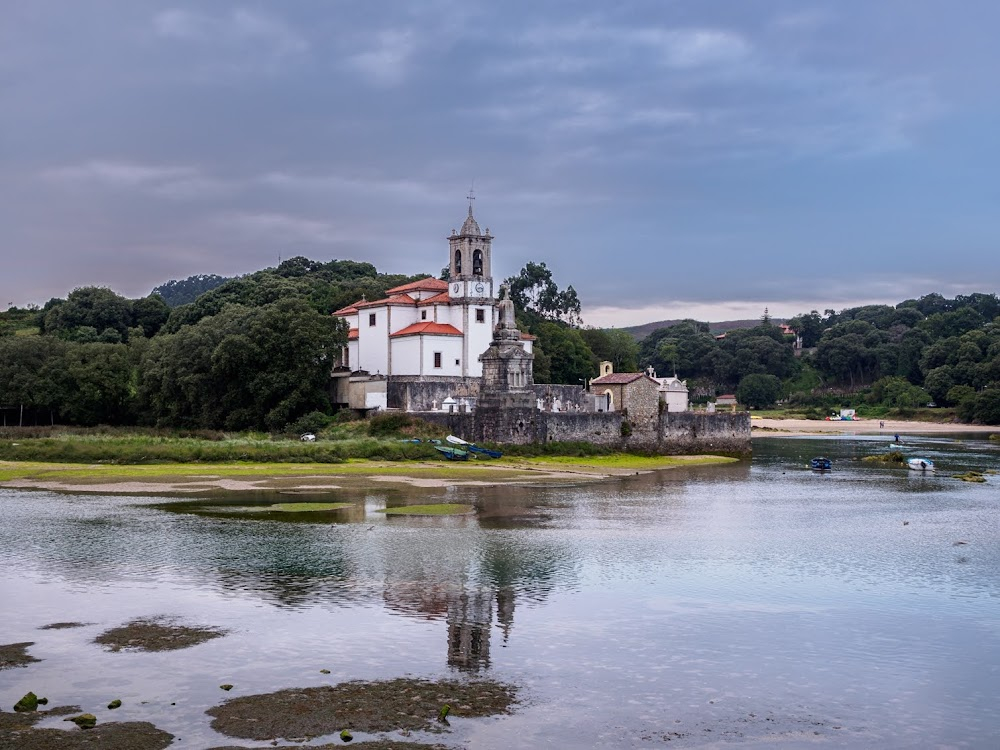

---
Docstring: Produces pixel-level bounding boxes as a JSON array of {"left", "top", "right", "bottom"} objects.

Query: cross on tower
[{"left": 466, "top": 183, "right": 475, "bottom": 212}]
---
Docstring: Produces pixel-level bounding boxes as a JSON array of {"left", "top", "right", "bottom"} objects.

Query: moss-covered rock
[
  {"left": 953, "top": 471, "right": 987, "bottom": 483},
  {"left": 66, "top": 713, "right": 97, "bottom": 729},
  {"left": 108, "top": 699, "right": 122, "bottom": 710},
  {"left": 13, "top": 692, "right": 38, "bottom": 712}
]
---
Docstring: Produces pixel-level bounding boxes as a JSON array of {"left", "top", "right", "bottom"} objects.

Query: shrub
[{"left": 367, "top": 412, "right": 413, "bottom": 436}]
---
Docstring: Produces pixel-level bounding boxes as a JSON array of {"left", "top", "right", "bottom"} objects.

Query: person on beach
[
  {"left": 894, "top": 434, "right": 900, "bottom": 443},
  {"left": 880, "top": 421, "right": 885, "bottom": 429}
]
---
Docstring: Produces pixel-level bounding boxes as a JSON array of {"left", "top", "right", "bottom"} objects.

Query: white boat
[
  {"left": 446, "top": 434, "right": 469, "bottom": 446},
  {"left": 907, "top": 457, "right": 934, "bottom": 472}
]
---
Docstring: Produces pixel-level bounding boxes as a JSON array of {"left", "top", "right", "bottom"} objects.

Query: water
[{"left": 1, "top": 436, "right": 998, "bottom": 748}]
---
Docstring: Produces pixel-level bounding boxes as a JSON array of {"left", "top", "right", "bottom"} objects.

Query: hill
[{"left": 622, "top": 318, "right": 786, "bottom": 340}]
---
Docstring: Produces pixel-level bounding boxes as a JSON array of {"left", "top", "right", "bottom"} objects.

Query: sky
[{"left": 2, "top": 1, "right": 998, "bottom": 328}]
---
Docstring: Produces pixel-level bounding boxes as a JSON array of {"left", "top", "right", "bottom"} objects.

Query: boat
[
  {"left": 907, "top": 457, "right": 935, "bottom": 472},
  {"left": 446, "top": 435, "right": 469, "bottom": 445},
  {"left": 468, "top": 444, "right": 503, "bottom": 459},
  {"left": 810, "top": 457, "right": 832, "bottom": 471},
  {"left": 435, "top": 445, "right": 469, "bottom": 461}
]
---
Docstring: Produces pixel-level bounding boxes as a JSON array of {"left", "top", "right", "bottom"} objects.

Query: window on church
[
  {"left": 433, "top": 352, "right": 442, "bottom": 368},
  {"left": 476, "top": 308, "right": 485, "bottom": 323},
  {"left": 454, "top": 249, "right": 462, "bottom": 274},
  {"left": 455, "top": 358, "right": 460, "bottom": 366},
  {"left": 472, "top": 249, "right": 483, "bottom": 276},
  {"left": 368, "top": 313, "right": 376, "bottom": 327},
  {"left": 421, "top": 310, "right": 427, "bottom": 320}
]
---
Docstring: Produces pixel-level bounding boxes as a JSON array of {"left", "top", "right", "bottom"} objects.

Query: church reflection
[{"left": 380, "top": 533, "right": 573, "bottom": 672}]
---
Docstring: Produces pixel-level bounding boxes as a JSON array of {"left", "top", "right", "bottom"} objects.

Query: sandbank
[{"left": 752, "top": 417, "right": 998, "bottom": 437}]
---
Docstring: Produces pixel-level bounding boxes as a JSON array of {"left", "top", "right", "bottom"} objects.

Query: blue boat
[
  {"left": 810, "top": 457, "right": 832, "bottom": 471},
  {"left": 468, "top": 444, "right": 503, "bottom": 459},
  {"left": 434, "top": 445, "right": 469, "bottom": 461}
]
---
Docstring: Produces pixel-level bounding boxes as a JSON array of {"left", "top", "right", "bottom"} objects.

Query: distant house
[{"left": 715, "top": 394, "right": 738, "bottom": 409}]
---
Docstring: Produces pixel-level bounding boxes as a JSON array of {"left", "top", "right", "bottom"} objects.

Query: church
[{"left": 331, "top": 204, "right": 534, "bottom": 411}]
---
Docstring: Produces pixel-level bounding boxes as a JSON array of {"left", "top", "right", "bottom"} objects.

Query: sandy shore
[{"left": 752, "top": 417, "right": 998, "bottom": 437}]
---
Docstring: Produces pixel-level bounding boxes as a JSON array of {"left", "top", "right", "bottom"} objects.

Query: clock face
[
  {"left": 452, "top": 283, "right": 461, "bottom": 295},
  {"left": 475, "top": 282, "right": 484, "bottom": 294}
]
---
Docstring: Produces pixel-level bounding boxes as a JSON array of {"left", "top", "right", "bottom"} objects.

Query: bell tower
[{"left": 447, "top": 195, "right": 493, "bottom": 300}]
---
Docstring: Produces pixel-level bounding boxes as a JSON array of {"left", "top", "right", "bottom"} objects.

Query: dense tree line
[
  {"left": 3, "top": 253, "right": 999, "bottom": 425},
  {"left": 0, "top": 256, "right": 420, "bottom": 429},
  {"left": 632, "top": 293, "right": 1000, "bottom": 423}
]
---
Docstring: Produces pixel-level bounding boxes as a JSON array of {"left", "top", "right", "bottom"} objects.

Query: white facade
[{"left": 334, "top": 205, "right": 532, "bottom": 377}]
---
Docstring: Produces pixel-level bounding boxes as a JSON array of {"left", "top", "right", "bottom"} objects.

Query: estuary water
[{"left": 1, "top": 435, "right": 999, "bottom": 749}]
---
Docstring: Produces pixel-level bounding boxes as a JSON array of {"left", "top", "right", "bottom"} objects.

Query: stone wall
[
  {"left": 657, "top": 412, "right": 750, "bottom": 455},
  {"left": 414, "top": 408, "right": 750, "bottom": 455},
  {"left": 531, "top": 384, "right": 591, "bottom": 411},
  {"left": 387, "top": 376, "right": 481, "bottom": 411}
]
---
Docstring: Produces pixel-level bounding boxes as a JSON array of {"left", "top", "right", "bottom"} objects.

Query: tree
[
  {"left": 533, "top": 322, "right": 595, "bottom": 384},
  {"left": 736, "top": 374, "right": 782, "bottom": 409},
  {"left": 786, "top": 310, "right": 825, "bottom": 347},
  {"left": 958, "top": 388, "right": 1000, "bottom": 424},
  {"left": 0, "top": 337, "right": 68, "bottom": 417},
  {"left": 140, "top": 298, "right": 343, "bottom": 430},
  {"left": 42, "top": 287, "right": 135, "bottom": 340},
  {"left": 505, "top": 262, "right": 581, "bottom": 326},
  {"left": 580, "top": 329, "right": 639, "bottom": 373},
  {"left": 152, "top": 274, "right": 230, "bottom": 307}
]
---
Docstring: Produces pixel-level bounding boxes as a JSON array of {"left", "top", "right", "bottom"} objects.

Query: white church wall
[
  {"left": 422, "top": 336, "right": 464, "bottom": 377},
  {"left": 390, "top": 337, "right": 422, "bottom": 375},
  {"left": 359, "top": 307, "right": 389, "bottom": 376}
]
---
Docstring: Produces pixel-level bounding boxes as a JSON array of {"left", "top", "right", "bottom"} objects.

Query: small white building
[{"left": 645, "top": 366, "right": 689, "bottom": 412}]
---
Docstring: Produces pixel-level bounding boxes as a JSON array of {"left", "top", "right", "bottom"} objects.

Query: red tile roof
[
  {"left": 416, "top": 291, "right": 451, "bottom": 306},
  {"left": 355, "top": 293, "right": 417, "bottom": 309},
  {"left": 520, "top": 332, "right": 536, "bottom": 341},
  {"left": 390, "top": 322, "right": 463, "bottom": 338},
  {"left": 347, "top": 328, "right": 359, "bottom": 340},
  {"left": 590, "top": 372, "right": 649, "bottom": 385},
  {"left": 386, "top": 277, "right": 449, "bottom": 294},
  {"left": 333, "top": 304, "right": 359, "bottom": 316}
]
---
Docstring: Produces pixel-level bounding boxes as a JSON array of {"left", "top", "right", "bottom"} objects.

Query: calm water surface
[{"left": 2, "top": 436, "right": 999, "bottom": 748}]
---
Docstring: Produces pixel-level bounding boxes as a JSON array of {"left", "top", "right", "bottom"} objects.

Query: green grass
[
  {"left": 522, "top": 453, "right": 737, "bottom": 469},
  {"left": 376, "top": 503, "right": 473, "bottom": 516},
  {"left": 13, "top": 327, "right": 40, "bottom": 336},
  {"left": 0, "top": 433, "right": 440, "bottom": 464},
  {"left": 257, "top": 502, "right": 355, "bottom": 513}
]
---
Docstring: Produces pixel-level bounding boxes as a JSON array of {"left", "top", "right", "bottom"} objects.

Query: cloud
[
  {"left": 40, "top": 161, "right": 235, "bottom": 199},
  {"left": 517, "top": 21, "right": 752, "bottom": 70},
  {"left": 348, "top": 29, "right": 417, "bottom": 86},
  {"left": 152, "top": 7, "right": 307, "bottom": 76},
  {"left": 217, "top": 212, "right": 363, "bottom": 246}
]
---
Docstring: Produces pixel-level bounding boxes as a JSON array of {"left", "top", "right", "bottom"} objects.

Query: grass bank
[{"left": 0, "top": 432, "right": 439, "bottom": 464}]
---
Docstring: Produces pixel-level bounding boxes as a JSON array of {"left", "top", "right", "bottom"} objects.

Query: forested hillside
[
  {"left": 636, "top": 294, "right": 1000, "bottom": 423},
  {"left": 0, "top": 257, "right": 427, "bottom": 430}
]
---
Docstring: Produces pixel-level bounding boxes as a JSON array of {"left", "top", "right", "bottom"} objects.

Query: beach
[{"left": 752, "top": 417, "right": 998, "bottom": 437}]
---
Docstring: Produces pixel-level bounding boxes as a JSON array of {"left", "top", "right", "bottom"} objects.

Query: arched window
[
  {"left": 472, "top": 248, "right": 483, "bottom": 276},
  {"left": 454, "top": 249, "right": 462, "bottom": 274}
]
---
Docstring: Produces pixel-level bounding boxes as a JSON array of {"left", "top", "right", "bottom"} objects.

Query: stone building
[
  {"left": 477, "top": 286, "right": 535, "bottom": 409},
  {"left": 589, "top": 361, "right": 661, "bottom": 427}
]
